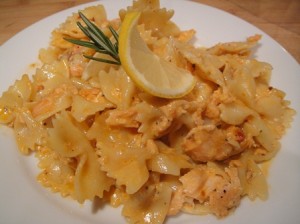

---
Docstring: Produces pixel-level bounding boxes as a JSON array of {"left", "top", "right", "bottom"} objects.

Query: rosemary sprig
[{"left": 64, "top": 11, "right": 120, "bottom": 65}]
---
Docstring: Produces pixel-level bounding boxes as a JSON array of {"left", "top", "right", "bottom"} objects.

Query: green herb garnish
[{"left": 64, "top": 11, "right": 120, "bottom": 65}]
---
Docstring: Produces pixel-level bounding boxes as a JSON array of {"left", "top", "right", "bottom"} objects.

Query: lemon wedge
[{"left": 119, "top": 12, "right": 196, "bottom": 99}]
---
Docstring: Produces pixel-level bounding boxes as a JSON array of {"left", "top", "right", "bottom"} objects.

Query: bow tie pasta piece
[
  {"left": 98, "top": 67, "right": 136, "bottom": 110},
  {"left": 48, "top": 111, "right": 114, "bottom": 203},
  {"left": 87, "top": 111, "right": 154, "bottom": 194},
  {"left": 122, "top": 182, "right": 173, "bottom": 224}
]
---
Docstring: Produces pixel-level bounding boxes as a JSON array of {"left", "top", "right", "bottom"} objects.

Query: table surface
[{"left": 0, "top": 0, "right": 299, "bottom": 63}]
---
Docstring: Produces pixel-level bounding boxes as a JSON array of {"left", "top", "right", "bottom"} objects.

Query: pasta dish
[{"left": 0, "top": 0, "right": 295, "bottom": 223}]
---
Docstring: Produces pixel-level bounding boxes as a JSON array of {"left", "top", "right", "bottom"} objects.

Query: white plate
[{"left": 0, "top": 0, "right": 300, "bottom": 223}]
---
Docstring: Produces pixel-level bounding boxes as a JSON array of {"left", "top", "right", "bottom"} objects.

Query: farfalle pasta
[{"left": 0, "top": 0, "right": 295, "bottom": 223}]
